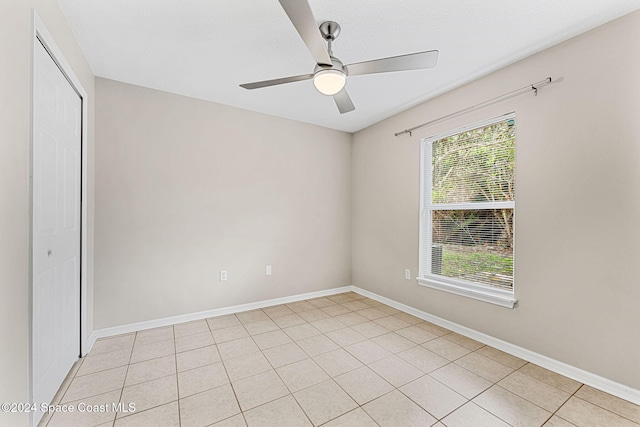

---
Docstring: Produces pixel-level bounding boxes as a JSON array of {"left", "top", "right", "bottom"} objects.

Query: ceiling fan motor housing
[
  {"left": 313, "top": 57, "right": 347, "bottom": 75},
  {"left": 319, "top": 21, "right": 341, "bottom": 41}
]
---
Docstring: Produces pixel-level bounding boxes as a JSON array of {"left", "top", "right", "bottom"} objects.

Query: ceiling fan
[{"left": 240, "top": 0, "right": 439, "bottom": 114}]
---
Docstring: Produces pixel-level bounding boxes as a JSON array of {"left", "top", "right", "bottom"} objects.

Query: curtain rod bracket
[{"left": 532, "top": 77, "right": 552, "bottom": 96}]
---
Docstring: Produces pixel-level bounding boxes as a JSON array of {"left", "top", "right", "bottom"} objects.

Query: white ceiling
[{"left": 58, "top": 0, "right": 640, "bottom": 133}]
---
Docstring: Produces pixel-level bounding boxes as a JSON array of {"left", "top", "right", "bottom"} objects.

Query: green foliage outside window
[{"left": 430, "top": 119, "right": 515, "bottom": 289}]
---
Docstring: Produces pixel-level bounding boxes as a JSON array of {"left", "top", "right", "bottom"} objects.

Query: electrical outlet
[
  {"left": 220, "top": 270, "right": 227, "bottom": 282},
  {"left": 405, "top": 269, "right": 411, "bottom": 280},
  {"left": 266, "top": 265, "right": 272, "bottom": 276}
]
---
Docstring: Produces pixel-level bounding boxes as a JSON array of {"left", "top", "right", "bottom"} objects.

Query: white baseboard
[
  {"left": 87, "top": 286, "right": 353, "bottom": 353},
  {"left": 86, "top": 284, "right": 639, "bottom": 406},
  {"left": 351, "top": 286, "right": 640, "bottom": 406},
  {"left": 86, "top": 332, "right": 98, "bottom": 356}
]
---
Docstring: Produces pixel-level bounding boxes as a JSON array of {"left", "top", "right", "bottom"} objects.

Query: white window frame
[{"left": 418, "top": 113, "right": 518, "bottom": 308}]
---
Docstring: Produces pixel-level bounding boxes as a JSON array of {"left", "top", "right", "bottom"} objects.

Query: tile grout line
[
  {"left": 119, "top": 332, "right": 137, "bottom": 424},
  {"left": 113, "top": 332, "right": 171, "bottom": 427},
  {"left": 86, "top": 320, "right": 406, "bottom": 423},
  {"left": 156, "top": 322, "right": 463, "bottom": 424},
  {"left": 567, "top": 388, "right": 640, "bottom": 425},
  {"left": 110, "top": 329, "right": 179, "bottom": 425},
  {"left": 340, "top": 295, "right": 457, "bottom": 424},
  {"left": 52, "top": 298, "right": 449, "bottom": 425},
  {"left": 69, "top": 293, "right": 640, "bottom": 427},
  {"left": 548, "top": 384, "right": 640, "bottom": 426},
  {"left": 233, "top": 319, "right": 251, "bottom": 426},
  {"left": 398, "top": 380, "right": 466, "bottom": 424},
  {"left": 172, "top": 325, "right": 182, "bottom": 427},
  {"left": 236, "top": 301, "right": 358, "bottom": 425},
  {"left": 546, "top": 383, "right": 583, "bottom": 426},
  {"left": 498, "top": 363, "right": 578, "bottom": 417},
  {"left": 409, "top": 346, "right": 538, "bottom": 424},
  {"left": 219, "top": 313, "right": 249, "bottom": 426},
  {"left": 42, "top": 357, "right": 85, "bottom": 427},
  {"left": 109, "top": 330, "right": 135, "bottom": 426},
  {"left": 278, "top": 317, "right": 416, "bottom": 424}
]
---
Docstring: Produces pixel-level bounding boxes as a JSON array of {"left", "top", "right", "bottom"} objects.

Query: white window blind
[{"left": 419, "top": 113, "right": 517, "bottom": 307}]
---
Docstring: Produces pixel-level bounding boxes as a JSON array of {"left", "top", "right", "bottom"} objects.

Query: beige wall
[
  {"left": 352, "top": 11, "right": 640, "bottom": 390},
  {"left": 2, "top": 2, "right": 638, "bottom": 420},
  {"left": 94, "top": 78, "right": 352, "bottom": 328},
  {"left": 0, "top": 1, "right": 95, "bottom": 425}
]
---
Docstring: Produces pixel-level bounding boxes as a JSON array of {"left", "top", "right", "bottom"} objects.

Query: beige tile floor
[{"left": 40, "top": 292, "right": 640, "bottom": 427}]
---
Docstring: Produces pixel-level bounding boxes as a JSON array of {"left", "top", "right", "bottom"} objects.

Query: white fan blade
[
  {"left": 240, "top": 74, "right": 314, "bottom": 90},
  {"left": 347, "top": 50, "right": 439, "bottom": 76},
  {"left": 278, "top": 0, "right": 332, "bottom": 66},
  {"left": 333, "top": 89, "right": 355, "bottom": 114}
]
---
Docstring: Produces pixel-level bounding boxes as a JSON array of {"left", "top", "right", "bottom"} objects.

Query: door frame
[{"left": 29, "top": 10, "right": 89, "bottom": 425}]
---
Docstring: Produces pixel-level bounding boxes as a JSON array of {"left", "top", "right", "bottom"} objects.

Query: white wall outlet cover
[
  {"left": 266, "top": 265, "right": 272, "bottom": 276},
  {"left": 405, "top": 269, "right": 411, "bottom": 280},
  {"left": 220, "top": 270, "right": 228, "bottom": 281}
]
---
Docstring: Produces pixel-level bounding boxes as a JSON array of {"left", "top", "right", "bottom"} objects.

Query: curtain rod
[{"left": 394, "top": 77, "right": 553, "bottom": 137}]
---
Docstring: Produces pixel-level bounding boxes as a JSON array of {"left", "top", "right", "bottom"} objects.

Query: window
[{"left": 418, "top": 113, "right": 517, "bottom": 308}]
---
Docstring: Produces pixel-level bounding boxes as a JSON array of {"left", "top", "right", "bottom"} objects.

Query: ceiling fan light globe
[{"left": 313, "top": 69, "right": 346, "bottom": 95}]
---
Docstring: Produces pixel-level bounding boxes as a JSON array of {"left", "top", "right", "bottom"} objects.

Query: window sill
[{"left": 417, "top": 276, "right": 517, "bottom": 309}]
